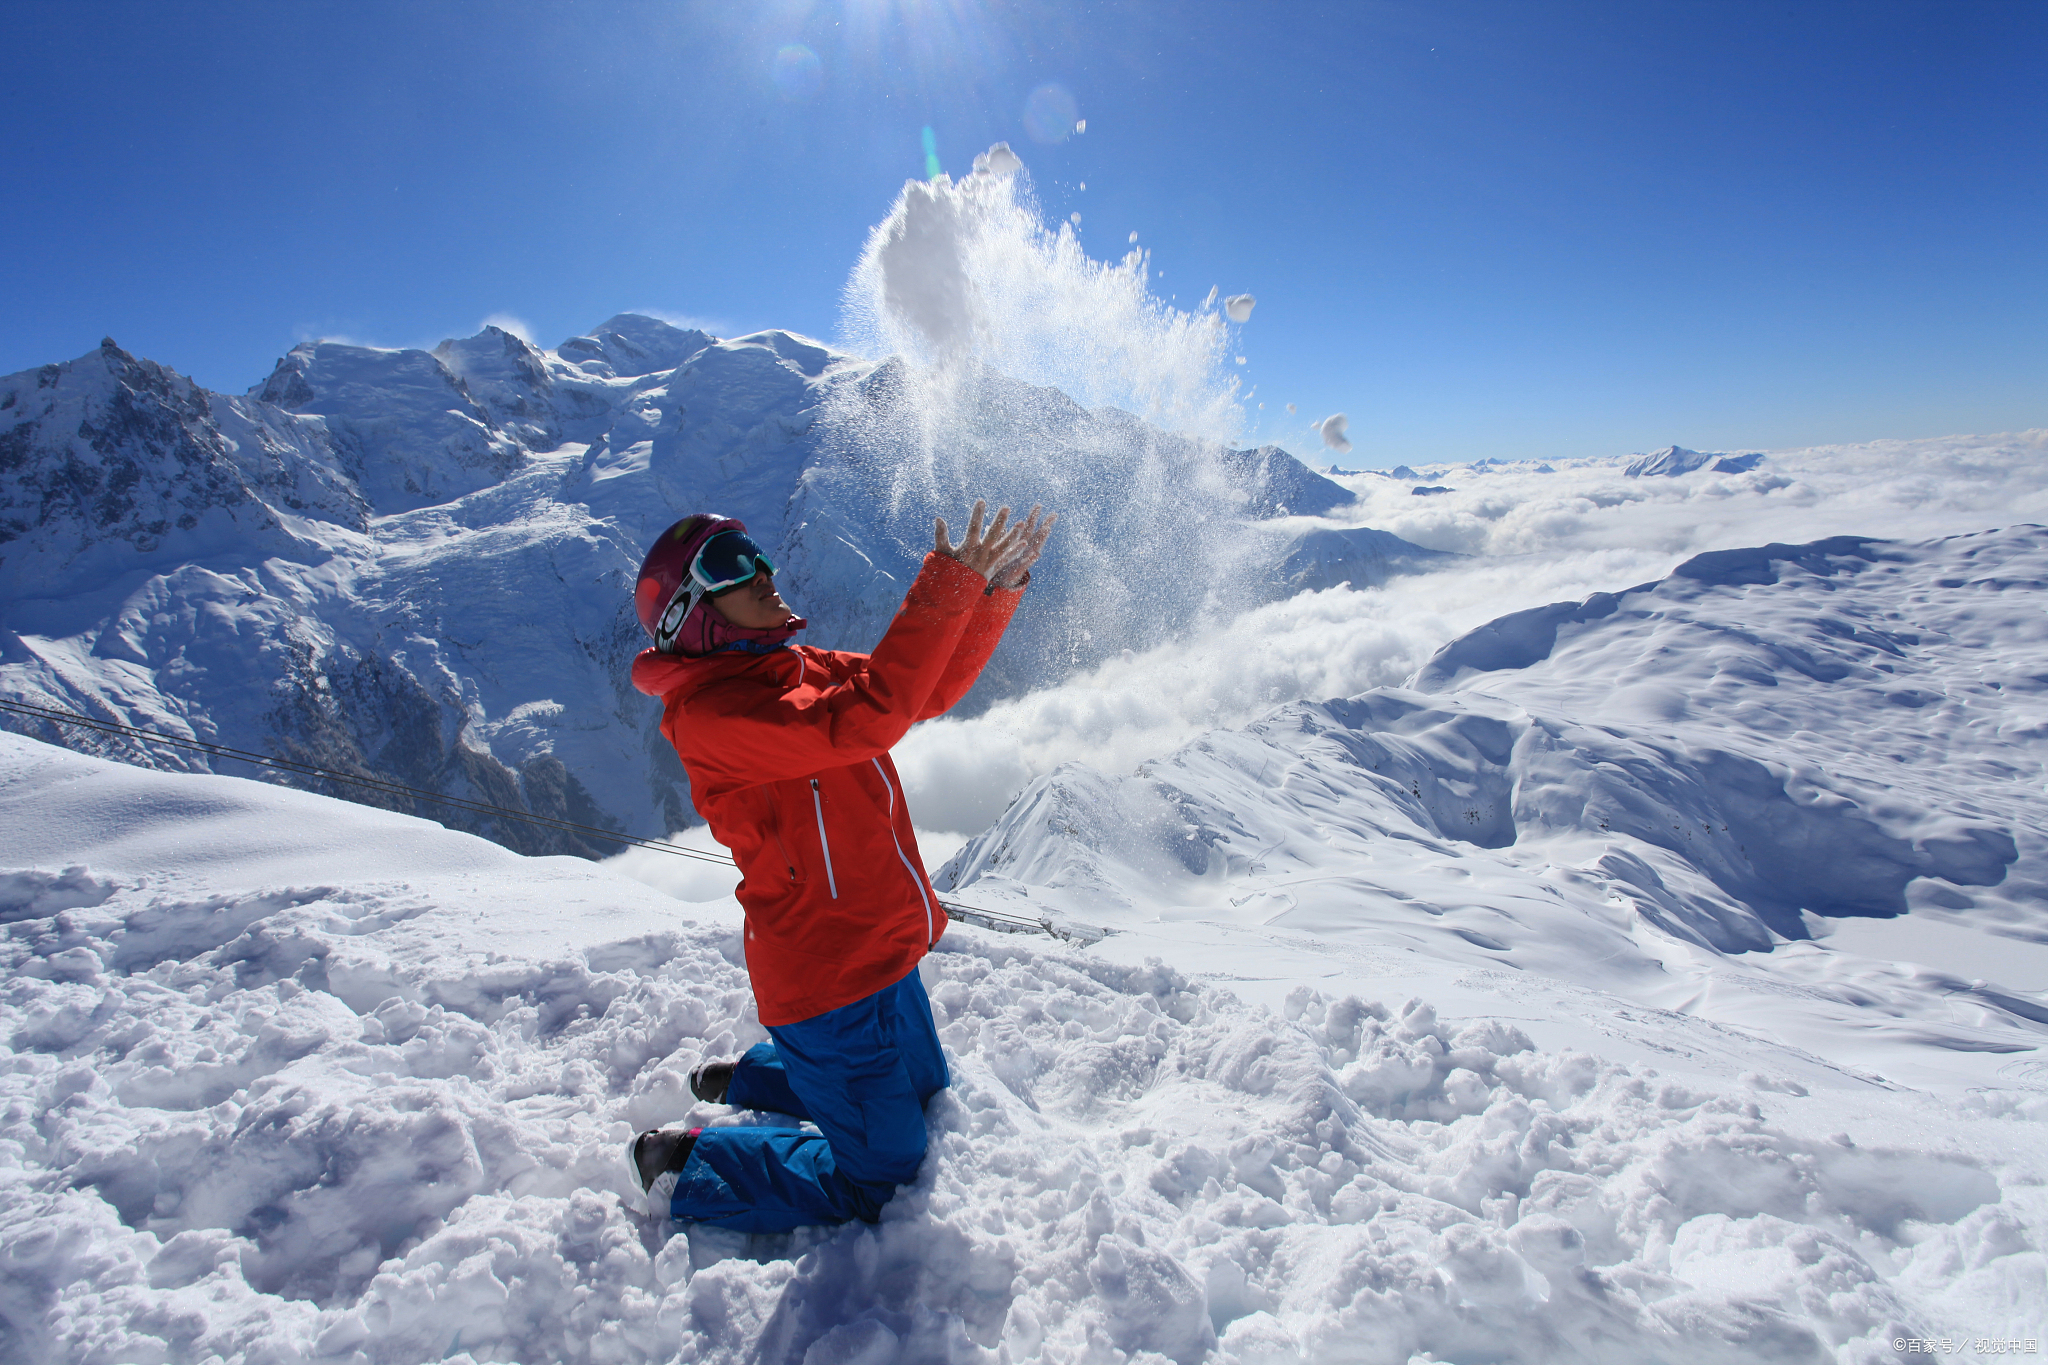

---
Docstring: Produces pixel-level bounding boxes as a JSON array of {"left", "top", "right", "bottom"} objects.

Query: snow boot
[
  {"left": 628, "top": 1127, "right": 700, "bottom": 1214},
  {"left": 691, "top": 1059, "right": 734, "bottom": 1103}
]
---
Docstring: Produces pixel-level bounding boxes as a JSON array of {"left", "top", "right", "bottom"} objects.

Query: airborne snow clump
[{"left": 1320, "top": 411, "right": 1353, "bottom": 453}]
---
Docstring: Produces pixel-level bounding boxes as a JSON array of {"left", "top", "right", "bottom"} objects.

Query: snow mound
[{"left": 5, "top": 731, "right": 2037, "bottom": 1364}]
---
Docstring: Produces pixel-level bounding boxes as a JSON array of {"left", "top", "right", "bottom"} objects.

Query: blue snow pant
[{"left": 669, "top": 967, "right": 949, "bottom": 1233}]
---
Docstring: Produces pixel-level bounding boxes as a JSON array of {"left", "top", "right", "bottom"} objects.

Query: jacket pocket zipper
[
  {"left": 871, "top": 758, "right": 937, "bottom": 947},
  {"left": 810, "top": 779, "right": 840, "bottom": 900}
]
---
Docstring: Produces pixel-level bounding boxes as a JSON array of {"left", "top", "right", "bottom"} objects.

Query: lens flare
[
  {"left": 1022, "top": 83, "right": 1079, "bottom": 143},
  {"left": 921, "top": 126, "right": 943, "bottom": 180},
  {"left": 770, "top": 44, "right": 823, "bottom": 101}
]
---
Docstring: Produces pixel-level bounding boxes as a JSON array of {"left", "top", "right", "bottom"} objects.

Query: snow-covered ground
[{"left": 9, "top": 503, "right": 2048, "bottom": 1362}]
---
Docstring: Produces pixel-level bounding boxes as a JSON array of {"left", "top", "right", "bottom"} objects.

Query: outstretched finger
[
  {"left": 985, "top": 504, "right": 1013, "bottom": 545},
  {"left": 1020, "top": 509, "right": 1055, "bottom": 551},
  {"left": 966, "top": 499, "right": 988, "bottom": 547},
  {"left": 934, "top": 516, "right": 953, "bottom": 555},
  {"left": 985, "top": 510, "right": 1023, "bottom": 562}
]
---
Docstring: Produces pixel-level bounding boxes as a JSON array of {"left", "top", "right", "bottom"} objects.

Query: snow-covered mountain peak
[
  {"left": 431, "top": 323, "right": 551, "bottom": 385},
  {"left": 720, "top": 328, "right": 839, "bottom": 379},
  {"left": 557, "top": 312, "right": 717, "bottom": 379},
  {"left": 251, "top": 336, "right": 529, "bottom": 514},
  {"left": 431, "top": 324, "right": 562, "bottom": 449},
  {"left": 5, "top": 315, "right": 1371, "bottom": 858},
  {"left": 1623, "top": 444, "right": 1765, "bottom": 477}
]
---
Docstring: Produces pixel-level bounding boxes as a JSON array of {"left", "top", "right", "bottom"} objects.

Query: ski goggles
[
  {"left": 690, "top": 530, "right": 777, "bottom": 594},
  {"left": 654, "top": 528, "right": 778, "bottom": 651}
]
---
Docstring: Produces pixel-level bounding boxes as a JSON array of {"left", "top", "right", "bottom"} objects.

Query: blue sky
[{"left": 3, "top": 0, "right": 2041, "bottom": 466}]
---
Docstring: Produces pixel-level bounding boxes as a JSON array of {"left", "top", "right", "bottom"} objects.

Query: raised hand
[
  {"left": 935, "top": 500, "right": 1024, "bottom": 580},
  {"left": 989, "top": 505, "right": 1055, "bottom": 590}
]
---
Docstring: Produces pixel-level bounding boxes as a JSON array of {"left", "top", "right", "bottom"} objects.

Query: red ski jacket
[{"left": 631, "top": 553, "right": 1022, "bottom": 1025}]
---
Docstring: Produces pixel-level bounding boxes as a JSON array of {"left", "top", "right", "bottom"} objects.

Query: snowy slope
[
  {"left": 939, "top": 527, "right": 2048, "bottom": 1093},
  {"left": 7, "top": 728, "right": 2045, "bottom": 1365}
]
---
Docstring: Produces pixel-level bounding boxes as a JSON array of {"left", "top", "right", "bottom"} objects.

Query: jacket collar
[{"left": 632, "top": 645, "right": 798, "bottom": 701}]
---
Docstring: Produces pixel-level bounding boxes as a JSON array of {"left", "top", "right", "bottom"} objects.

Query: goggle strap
[{"left": 656, "top": 579, "right": 705, "bottom": 651}]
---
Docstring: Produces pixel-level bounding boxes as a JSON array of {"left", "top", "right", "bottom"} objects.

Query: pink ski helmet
[{"left": 634, "top": 513, "right": 745, "bottom": 650}]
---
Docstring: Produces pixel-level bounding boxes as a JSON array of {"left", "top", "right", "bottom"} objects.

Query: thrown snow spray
[
  {"left": 825, "top": 143, "right": 1290, "bottom": 689},
  {"left": 839, "top": 143, "right": 1244, "bottom": 446}
]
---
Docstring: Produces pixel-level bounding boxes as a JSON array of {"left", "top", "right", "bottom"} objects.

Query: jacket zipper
[
  {"left": 810, "top": 779, "right": 840, "bottom": 899},
  {"left": 871, "top": 758, "right": 937, "bottom": 946}
]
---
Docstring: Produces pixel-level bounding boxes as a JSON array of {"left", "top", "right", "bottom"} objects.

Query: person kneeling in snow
[{"left": 625, "top": 502, "right": 1054, "bottom": 1232}]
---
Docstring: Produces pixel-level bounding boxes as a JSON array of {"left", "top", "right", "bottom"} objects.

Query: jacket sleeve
[
  {"left": 681, "top": 553, "right": 983, "bottom": 784},
  {"left": 914, "top": 579, "right": 1025, "bottom": 721}
]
